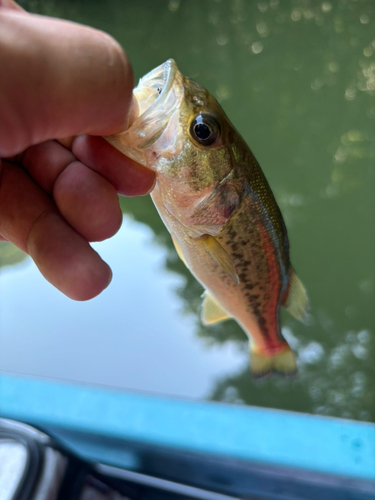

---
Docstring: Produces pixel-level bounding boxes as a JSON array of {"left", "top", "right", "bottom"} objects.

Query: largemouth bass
[{"left": 107, "top": 59, "right": 308, "bottom": 377}]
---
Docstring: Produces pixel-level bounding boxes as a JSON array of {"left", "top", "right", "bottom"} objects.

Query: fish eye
[{"left": 190, "top": 114, "right": 220, "bottom": 147}]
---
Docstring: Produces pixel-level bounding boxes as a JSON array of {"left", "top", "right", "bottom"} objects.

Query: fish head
[{"left": 106, "top": 59, "right": 237, "bottom": 199}]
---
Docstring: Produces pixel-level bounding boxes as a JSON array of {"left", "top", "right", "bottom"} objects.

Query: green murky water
[{"left": 2, "top": 0, "right": 374, "bottom": 421}]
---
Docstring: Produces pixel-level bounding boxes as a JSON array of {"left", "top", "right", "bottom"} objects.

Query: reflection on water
[
  {"left": 4, "top": 0, "right": 375, "bottom": 421},
  {"left": 0, "top": 217, "right": 243, "bottom": 398}
]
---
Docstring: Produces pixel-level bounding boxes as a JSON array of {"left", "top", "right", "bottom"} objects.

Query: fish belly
[{"left": 151, "top": 185, "right": 289, "bottom": 354}]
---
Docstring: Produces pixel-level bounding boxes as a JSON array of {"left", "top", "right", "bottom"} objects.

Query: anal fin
[
  {"left": 201, "top": 290, "right": 232, "bottom": 325},
  {"left": 283, "top": 269, "right": 309, "bottom": 322},
  {"left": 198, "top": 234, "right": 239, "bottom": 284}
]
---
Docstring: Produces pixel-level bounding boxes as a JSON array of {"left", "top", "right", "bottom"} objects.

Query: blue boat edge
[{"left": 1, "top": 372, "right": 374, "bottom": 485}]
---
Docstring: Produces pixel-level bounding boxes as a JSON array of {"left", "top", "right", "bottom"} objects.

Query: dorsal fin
[
  {"left": 201, "top": 290, "right": 232, "bottom": 325},
  {"left": 198, "top": 234, "right": 239, "bottom": 284},
  {"left": 283, "top": 269, "right": 309, "bottom": 322}
]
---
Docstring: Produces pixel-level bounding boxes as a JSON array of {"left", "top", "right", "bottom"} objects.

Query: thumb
[
  {"left": 0, "top": 0, "right": 24, "bottom": 10},
  {"left": 0, "top": 9, "right": 133, "bottom": 157}
]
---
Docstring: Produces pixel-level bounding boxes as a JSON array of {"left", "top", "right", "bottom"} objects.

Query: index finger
[{"left": 0, "top": 8, "right": 132, "bottom": 157}]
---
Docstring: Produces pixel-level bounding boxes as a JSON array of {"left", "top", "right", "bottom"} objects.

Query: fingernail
[
  {"left": 118, "top": 95, "right": 139, "bottom": 132},
  {"left": 127, "top": 95, "right": 139, "bottom": 128},
  {"left": 104, "top": 265, "right": 113, "bottom": 289},
  {"left": 143, "top": 171, "right": 157, "bottom": 195}
]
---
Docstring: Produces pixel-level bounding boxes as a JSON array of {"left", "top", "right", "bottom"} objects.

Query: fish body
[{"left": 107, "top": 60, "right": 308, "bottom": 377}]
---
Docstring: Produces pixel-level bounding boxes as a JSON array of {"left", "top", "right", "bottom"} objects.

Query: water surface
[{"left": 2, "top": 0, "right": 374, "bottom": 421}]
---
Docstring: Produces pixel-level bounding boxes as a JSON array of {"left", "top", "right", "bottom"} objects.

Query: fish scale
[
  {"left": 106, "top": 59, "right": 308, "bottom": 377},
  {"left": 218, "top": 200, "right": 282, "bottom": 344}
]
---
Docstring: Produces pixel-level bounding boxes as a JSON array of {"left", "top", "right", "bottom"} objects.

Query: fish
[{"left": 106, "top": 59, "right": 308, "bottom": 378}]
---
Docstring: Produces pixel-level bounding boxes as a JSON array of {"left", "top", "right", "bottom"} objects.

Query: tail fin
[{"left": 249, "top": 344, "right": 297, "bottom": 378}]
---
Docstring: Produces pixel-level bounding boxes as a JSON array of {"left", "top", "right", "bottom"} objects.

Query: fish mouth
[
  {"left": 134, "top": 58, "right": 178, "bottom": 120},
  {"left": 106, "top": 59, "right": 183, "bottom": 169}
]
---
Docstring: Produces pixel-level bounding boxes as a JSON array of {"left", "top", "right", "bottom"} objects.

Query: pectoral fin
[
  {"left": 201, "top": 290, "right": 232, "bottom": 325},
  {"left": 171, "top": 236, "right": 187, "bottom": 265},
  {"left": 283, "top": 269, "right": 309, "bottom": 322},
  {"left": 198, "top": 234, "right": 239, "bottom": 284}
]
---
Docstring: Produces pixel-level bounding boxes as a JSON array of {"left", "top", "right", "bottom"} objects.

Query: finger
[
  {"left": 73, "top": 135, "right": 156, "bottom": 197},
  {"left": 17, "top": 140, "right": 76, "bottom": 193},
  {"left": 0, "top": 160, "right": 112, "bottom": 299},
  {"left": 29, "top": 211, "right": 112, "bottom": 301},
  {"left": 0, "top": 0, "right": 24, "bottom": 10},
  {"left": 0, "top": 160, "right": 55, "bottom": 251},
  {"left": 17, "top": 140, "right": 122, "bottom": 241},
  {"left": 0, "top": 9, "right": 133, "bottom": 157},
  {"left": 53, "top": 161, "right": 122, "bottom": 242},
  {"left": 57, "top": 136, "right": 75, "bottom": 149}
]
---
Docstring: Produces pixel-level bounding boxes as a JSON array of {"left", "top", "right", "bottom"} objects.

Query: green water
[{"left": 3, "top": 0, "right": 375, "bottom": 421}]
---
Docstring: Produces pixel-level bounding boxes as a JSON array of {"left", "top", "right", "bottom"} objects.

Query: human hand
[{"left": 0, "top": 1, "right": 155, "bottom": 300}]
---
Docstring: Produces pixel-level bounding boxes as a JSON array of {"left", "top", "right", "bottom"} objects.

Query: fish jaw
[{"left": 105, "top": 59, "right": 186, "bottom": 170}]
